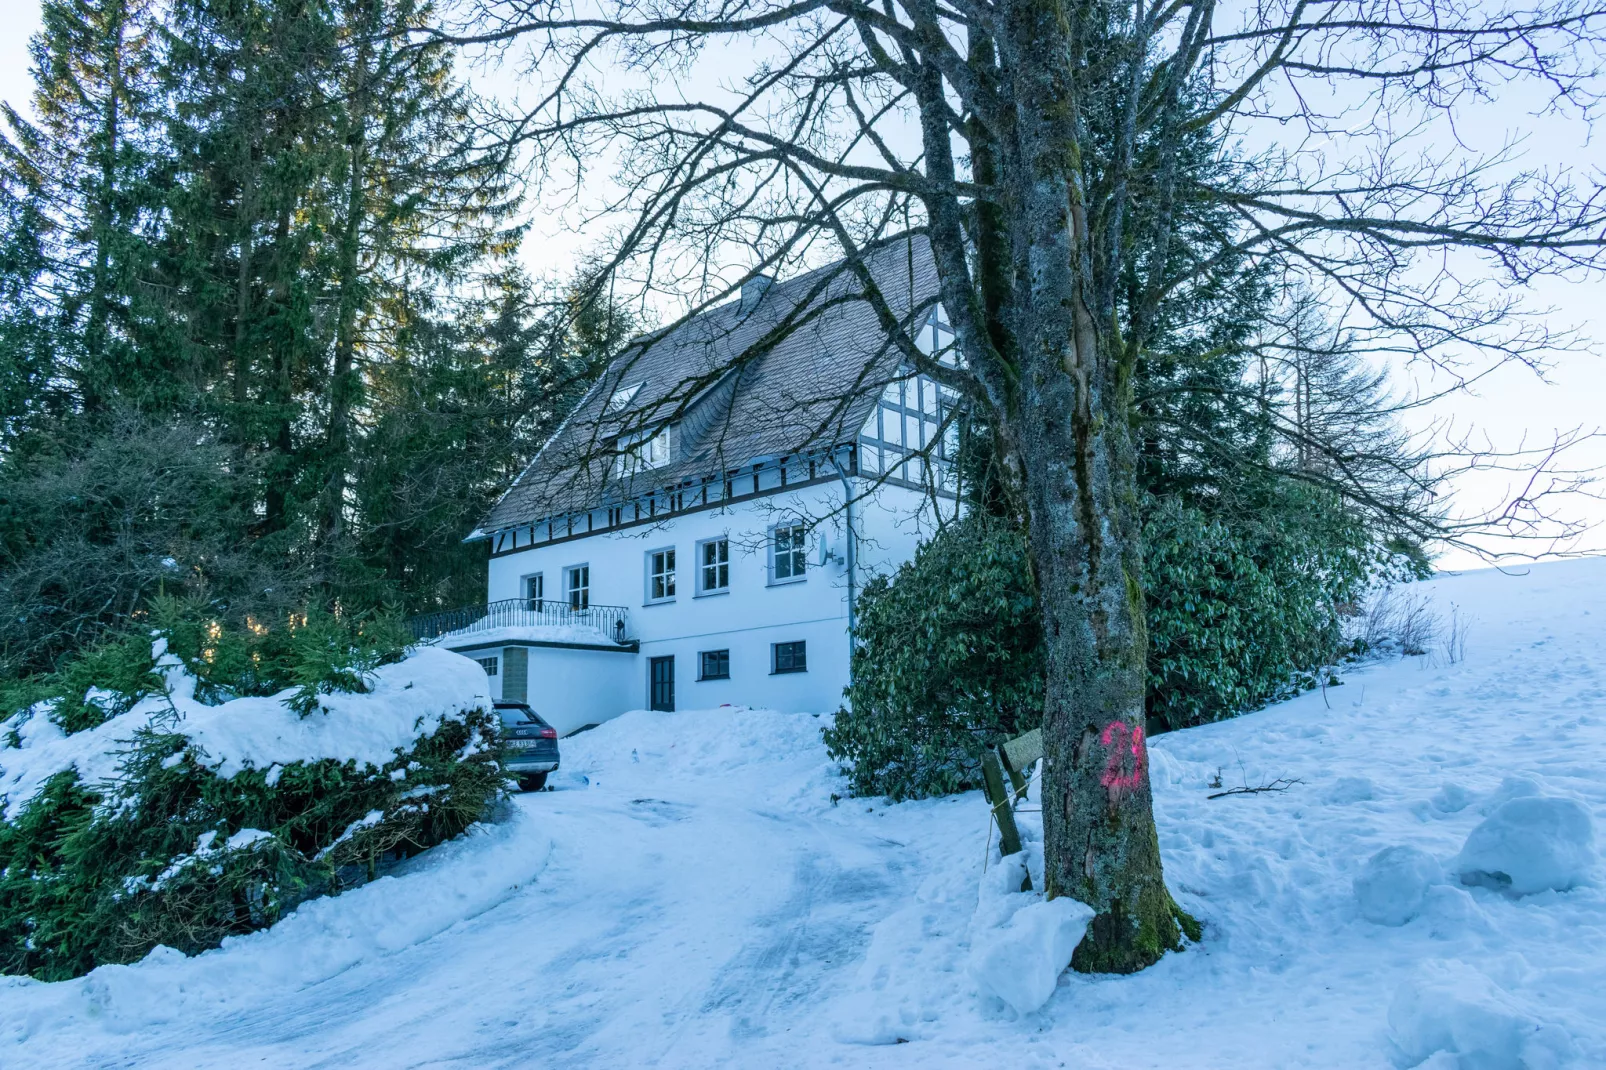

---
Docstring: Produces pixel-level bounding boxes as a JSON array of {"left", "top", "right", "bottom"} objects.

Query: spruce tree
[{"left": 0, "top": 0, "right": 166, "bottom": 414}]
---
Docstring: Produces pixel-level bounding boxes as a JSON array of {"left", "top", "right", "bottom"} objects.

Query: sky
[{"left": 1, "top": 0, "right": 1602, "bottom": 569}]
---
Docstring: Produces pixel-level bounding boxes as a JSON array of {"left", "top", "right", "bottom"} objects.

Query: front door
[{"left": 649, "top": 656, "right": 675, "bottom": 712}]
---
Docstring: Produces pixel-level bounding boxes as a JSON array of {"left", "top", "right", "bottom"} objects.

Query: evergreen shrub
[
  {"left": 825, "top": 487, "right": 1382, "bottom": 799},
  {"left": 1143, "top": 485, "right": 1373, "bottom": 731},
  {"left": 821, "top": 516, "right": 1042, "bottom": 800},
  {"left": 0, "top": 609, "right": 503, "bottom": 980},
  {"left": 1, "top": 597, "right": 417, "bottom": 732}
]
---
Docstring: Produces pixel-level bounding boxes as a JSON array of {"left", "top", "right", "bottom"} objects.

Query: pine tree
[
  {"left": 160, "top": 0, "right": 341, "bottom": 534},
  {"left": 0, "top": 0, "right": 166, "bottom": 413},
  {"left": 310, "top": 0, "right": 522, "bottom": 553}
]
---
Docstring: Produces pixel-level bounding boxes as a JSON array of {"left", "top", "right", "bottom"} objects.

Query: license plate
[{"left": 507, "top": 740, "right": 540, "bottom": 750}]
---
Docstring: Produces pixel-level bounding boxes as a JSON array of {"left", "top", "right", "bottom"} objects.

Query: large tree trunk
[
  {"left": 1003, "top": 0, "right": 1195, "bottom": 974},
  {"left": 1018, "top": 387, "right": 1194, "bottom": 972}
]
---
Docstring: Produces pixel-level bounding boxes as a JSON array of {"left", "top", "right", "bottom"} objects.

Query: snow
[
  {"left": 1388, "top": 959, "right": 1577, "bottom": 1068},
  {"left": 0, "top": 644, "right": 492, "bottom": 817},
  {"left": 1453, "top": 796, "right": 1596, "bottom": 896},
  {"left": 4, "top": 557, "right": 1606, "bottom": 1067},
  {"left": 1355, "top": 845, "right": 1441, "bottom": 926},
  {"left": 968, "top": 872, "right": 1094, "bottom": 1015},
  {"left": 431, "top": 623, "right": 619, "bottom": 649}
]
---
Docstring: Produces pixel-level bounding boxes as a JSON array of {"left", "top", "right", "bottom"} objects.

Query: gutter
[{"left": 827, "top": 451, "right": 857, "bottom": 686}]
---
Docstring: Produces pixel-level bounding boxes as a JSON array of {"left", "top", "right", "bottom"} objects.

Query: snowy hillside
[{"left": 3, "top": 559, "right": 1605, "bottom": 1068}]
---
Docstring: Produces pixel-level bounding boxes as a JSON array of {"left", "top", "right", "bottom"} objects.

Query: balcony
[{"left": 406, "top": 599, "right": 633, "bottom": 647}]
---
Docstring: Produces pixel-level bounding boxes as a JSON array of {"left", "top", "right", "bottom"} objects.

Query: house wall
[
  {"left": 853, "top": 480, "right": 956, "bottom": 581},
  {"left": 485, "top": 478, "right": 955, "bottom": 724},
  {"left": 478, "top": 469, "right": 960, "bottom": 732},
  {"left": 447, "top": 640, "right": 639, "bottom": 736}
]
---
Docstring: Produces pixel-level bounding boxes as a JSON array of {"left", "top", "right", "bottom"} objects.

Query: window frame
[
  {"left": 615, "top": 425, "right": 672, "bottom": 479},
  {"left": 476, "top": 656, "right": 499, "bottom": 678},
  {"left": 606, "top": 380, "right": 644, "bottom": 413},
  {"left": 768, "top": 521, "right": 808, "bottom": 585},
  {"left": 644, "top": 546, "right": 677, "bottom": 604},
  {"left": 698, "top": 649, "right": 731, "bottom": 681},
  {"left": 696, "top": 537, "right": 730, "bottom": 596},
  {"left": 522, "top": 572, "right": 544, "bottom": 608},
  {"left": 564, "top": 564, "right": 590, "bottom": 610},
  {"left": 771, "top": 641, "right": 807, "bottom": 675}
]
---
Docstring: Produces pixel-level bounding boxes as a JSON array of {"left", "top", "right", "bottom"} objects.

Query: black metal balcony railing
[{"left": 406, "top": 599, "right": 632, "bottom": 645}]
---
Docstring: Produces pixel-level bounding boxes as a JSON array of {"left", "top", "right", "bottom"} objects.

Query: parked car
[{"left": 494, "top": 702, "right": 560, "bottom": 790}]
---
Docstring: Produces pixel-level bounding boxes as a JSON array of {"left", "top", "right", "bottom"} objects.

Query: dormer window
[
  {"left": 615, "top": 426, "right": 672, "bottom": 478},
  {"left": 607, "top": 381, "right": 644, "bottom": 413}
]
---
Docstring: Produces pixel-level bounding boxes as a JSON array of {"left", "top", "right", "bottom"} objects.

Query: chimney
[{"left": 739, "top": 274, "right": 774, "bottom": 314}]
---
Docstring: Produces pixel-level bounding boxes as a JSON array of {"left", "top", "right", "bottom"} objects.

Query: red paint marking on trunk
[{"left": 1099, "top": 721, "right": 1147, "bottom": 802}]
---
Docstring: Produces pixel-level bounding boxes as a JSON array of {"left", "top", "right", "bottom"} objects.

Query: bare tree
[{"left": 440, "top": 0, "right": 1606, "bottom": 971}]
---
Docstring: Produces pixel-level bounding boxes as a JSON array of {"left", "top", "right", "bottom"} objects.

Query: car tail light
[{"left": 540, "top": 727, "right": 557, "bottom": 739}]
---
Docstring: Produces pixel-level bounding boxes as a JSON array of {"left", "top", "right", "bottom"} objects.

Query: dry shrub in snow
[{"left": 1355, "top": 586, "right": 1442, "bottom": 659}]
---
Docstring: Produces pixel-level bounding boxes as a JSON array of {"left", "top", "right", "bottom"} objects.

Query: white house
[{"left": 417, "top": 236, "right": 959, "bottom": 735}]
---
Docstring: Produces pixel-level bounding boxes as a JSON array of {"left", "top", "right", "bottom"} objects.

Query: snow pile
[
  {"left": 1453, "top": 796, "right": 1596, "bottom": 895},
  {"left": 0, "top": 642, "right": 491, "bottom": 817},
  {"left": 966, "top": 853, "right": 1092, "bottom": 1016},
  {"left": 1388, "top": 959, "right": 1575, "bottom": 1068},
  {"left": 1355, "top": 845, "right": 1441, "bottom": 925},
  {"left": 555, "top": 704, "right": 842, "bottom": 807},
  {"left": 0, "top": 806, "right": 552, "bottom": 1038}
]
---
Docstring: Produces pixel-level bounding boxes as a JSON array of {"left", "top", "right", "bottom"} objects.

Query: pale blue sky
[{"left": 1, "top": 1, "right": 1601, "bottom": 568}]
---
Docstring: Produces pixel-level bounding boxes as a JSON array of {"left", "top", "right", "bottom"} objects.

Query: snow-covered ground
[{"left": 3, "top": 559, "right": 1604, "bottom": 1068}]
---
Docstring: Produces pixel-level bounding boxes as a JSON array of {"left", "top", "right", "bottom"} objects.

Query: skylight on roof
[{"left": 606, "top": 381, "right": 644, "bottom": 413}]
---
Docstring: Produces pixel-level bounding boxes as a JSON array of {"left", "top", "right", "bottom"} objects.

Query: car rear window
[
  {"left": 496, "top": 707, "right": 536, "bottom": 728},
  {"left": 496, "top": 706, "right": 553, "bottom": 730}
]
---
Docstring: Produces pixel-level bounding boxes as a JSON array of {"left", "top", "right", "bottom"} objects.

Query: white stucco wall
[
  {"left": 478, "top": 476, "right": 954, "bottom": 727},
  {"left": 446, "top": 640, "right": 638, "bottom": 736}
]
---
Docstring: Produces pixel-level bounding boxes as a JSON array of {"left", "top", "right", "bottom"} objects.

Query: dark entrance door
[{"left": 649, "top": 656, "right": 675, "bottom": 711}]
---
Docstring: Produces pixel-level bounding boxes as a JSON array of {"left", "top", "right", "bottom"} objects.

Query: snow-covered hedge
[{"left": 0, "top": 638, "right": 502, "bottom": 981}]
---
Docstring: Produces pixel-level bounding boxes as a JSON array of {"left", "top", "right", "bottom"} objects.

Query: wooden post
[
  {"left": 982, "top": 749, "right": 1031, "bottom": 891},
  {"left": 1003, "top": 757, "right": 1029, "bottom": 799}
]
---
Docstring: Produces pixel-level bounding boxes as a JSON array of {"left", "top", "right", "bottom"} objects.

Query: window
[
  {"left": 565, "top": 565, "right": 590, "bottom": 609},
  {"left": 699, "top": 649, "right": 730, "bottom": 680},
  {"left": 606, "top": 381, "right": 643, "bottom": 413},
  {"left": 647, "top": 548, "right": 676, "bottom": 602},
  {"left": 523, "top": 573, "right": 544, "bottom": 608},
  {"left": 886, "top": 409, "right": 904, "bottom": 446},
  {"left": 771, "top": 522, "right": 807, "bottom": 583},
  {"left": 615, "top": 427, "right": 671, "bottom": 478},
  {"left": 772, "top": 641, "right": 807, "bottom": 674},
  {"left": 476, "top": 656, "right": 498, "bottom": 677},
  {"left": 698, "top": 538, "right": 729, "bottom": 594}
]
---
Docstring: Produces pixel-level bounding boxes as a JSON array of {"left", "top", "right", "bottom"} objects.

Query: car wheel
[{"left": 518, "top": 772, "right": 548, "bottom": 792}]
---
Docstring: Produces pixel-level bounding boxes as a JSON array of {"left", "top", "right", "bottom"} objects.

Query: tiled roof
[{"left": 474, "top": 235, "right": 938, "bottom": 537}]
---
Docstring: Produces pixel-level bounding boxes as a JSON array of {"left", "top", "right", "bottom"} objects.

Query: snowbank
[
  {"left": 555, "top": 704, "right": 843, "bottom": 807},
  {"left": 0, "top": 805, "right": 552, "bottom": 1039},
  {"left": 966, "top": 852, "right": 1092, "bottom": 1016},
  {"left": 1453, "top": 796, "right": 1596, "bottom": 895},
  {"left": 1388, "top": 959, "right": 1576, "bottom": 1068},
  {"left": 0, "top": 643, "right": 492, "bottom": 817},
  {"left": 1355, "top": 845, "right": 1441, "bottom": 925},
  {"left": 4, "top": 559, "right": 1606, "bottom": 1068}
]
